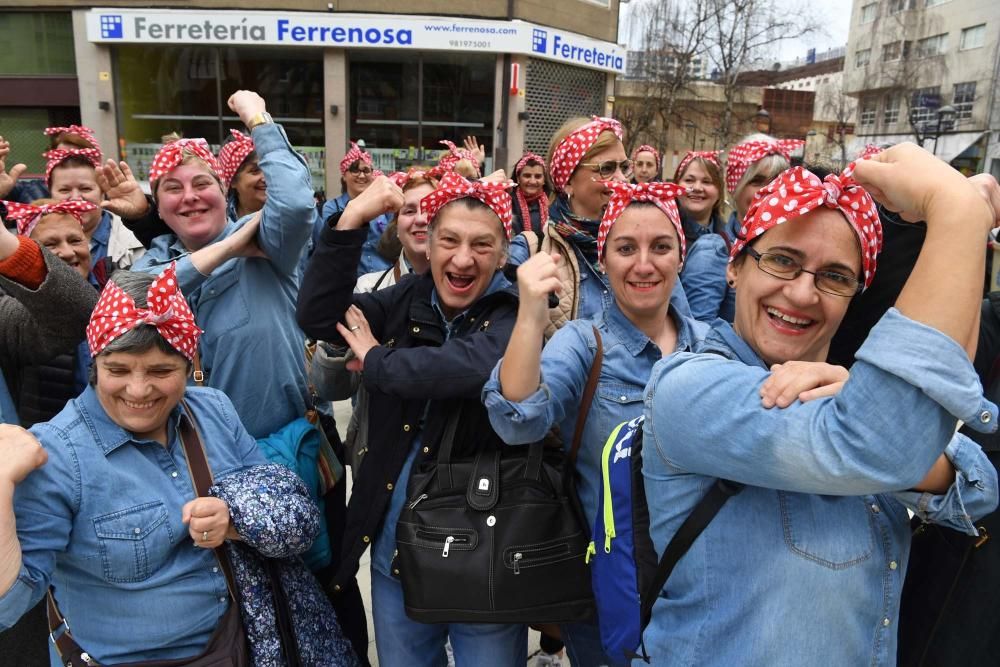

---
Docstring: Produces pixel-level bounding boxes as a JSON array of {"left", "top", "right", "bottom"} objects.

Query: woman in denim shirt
[
  {"left": 0, "top": 268, "right": 330, "bottom": 665},
  {"left": 485, "top": 182, "right": 704, "bottom": 665},
  {"left": 642, "top": 145, "right": 999, "bottom": 666}
]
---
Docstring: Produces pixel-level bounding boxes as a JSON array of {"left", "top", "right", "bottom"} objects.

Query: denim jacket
[
  {"left": 318, "top": 192, "right": 390, "bottom": 276},
  {"left": 641, "top": 309, "right": 999, "bottom": 666},
  {"left": 134, "top": 123, "right": 314, "bottom": 439},
  {"left": 0, "top": 386, "right": 267, "bottom": 665},
  {"left": 483, "top": 301, "right": 708, "bottom": 530}
]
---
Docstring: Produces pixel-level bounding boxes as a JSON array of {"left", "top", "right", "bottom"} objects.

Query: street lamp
[
  {"left": 754, "top": 107, "right": 772, "bottom": 134},
  {"left": 909, "top": 104, "right": 956, "bottom": 155}
]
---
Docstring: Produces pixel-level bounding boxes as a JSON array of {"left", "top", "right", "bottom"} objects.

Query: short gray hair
[
  {"left": 88, "top": 270, "right": 192, "bottom": 385},
  {"left": 429, "top": 197, "right": 511, "bottom": 256}
]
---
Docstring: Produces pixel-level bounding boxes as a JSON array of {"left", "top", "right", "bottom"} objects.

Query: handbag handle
[{"left": 568, "top": 326, "right": 603, "bottom": 465}]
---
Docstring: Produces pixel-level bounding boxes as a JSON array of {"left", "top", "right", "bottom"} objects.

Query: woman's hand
[
  {"left": 463, "top": 136, "right": 486, "bottom": 166},
  {"left": 182, "top": 497, "right": 236, "bottom": 548},
  {"left": 0, "top": 138, "right": 27, "bottom": 200},
  {"left": 760, "top": 361, "right": 849, "bottom": 408},
  {"left": 336, "top": 305, "right": 379, "bottom": 371},
  {"left": 516, "top": 252, "right": 563, "bottom": 327},
  {"left": 339, "top": 176, "right": 404, "bottom": 231},
  {"left": 96, "top": 160, "right": 151, "bottom": 218},
  {"left": 0, "top": 425, "right": 47, "bottom": 488},
  {"left": 228, "top": 90, "right": 267, "bottom": 128}
]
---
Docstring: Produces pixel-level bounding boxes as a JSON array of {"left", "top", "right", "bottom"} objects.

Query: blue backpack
[{"left": 587, "top": 415, "right": 743, "bottom": 664}]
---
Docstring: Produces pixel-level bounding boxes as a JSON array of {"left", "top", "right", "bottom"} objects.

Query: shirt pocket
[
  {"left": 93, "top": 501, "right": 174, "bottom": 583},
  {"left": 778, "top": 492, "right": 875, "bottom": 569},
  {"left": 594, "top": 384, "right": 645, "bottom": 447},
  {"left": 198, "top": 261, "right": 250, "bottom": 338}
]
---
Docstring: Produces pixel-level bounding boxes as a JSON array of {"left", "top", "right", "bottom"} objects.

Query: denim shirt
[
  {"left": 0, "top": 367, "right": 16, "bottom": 424},
  {"left": 89, "top": 211, "right": 111, "bottom": 266},
  {"left": 482, "top": 301, "right": 708, "bottom": 531},
  {"left": 641, "top": 309, "right": 999, "bottom": 666},
  {"left": 317, "top": 192, "right": 390, "bottom": 276},
  {"left": 0, "top": 386, "right": 267, "bottom": 665},
  {"left": 133, "top": 123, "right": 314, "bottom": 439},
  {"left": 370, "top": 271, "right": 512, "bottom": 577},
  {"left": 680, "top": 233, "right": 735, "bottom": 323}
]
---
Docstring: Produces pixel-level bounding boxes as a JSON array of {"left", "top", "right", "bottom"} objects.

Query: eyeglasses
[
  {"left": 579, "top": 159, "right": 633, "bottom": 179},
  {"left": 744, "top": 247, "right": 862, "bottom": 297},
  {"left": 348, "top": 165, "right": 373, "bottom": 176}
]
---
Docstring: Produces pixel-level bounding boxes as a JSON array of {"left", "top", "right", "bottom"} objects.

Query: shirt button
[
  {"left": 363, "top": 535, "right": 371, "bottom": 543},
  {"left": 882, "top": 618, "right": 891, "bottom": 627},
  {"left": 219, "top": 596, "right": 226, "bottom": 603},
  {"left": 386, "top": 482, "right": 394, "bottom": 491},
  {"left": 213, "top": 567, "right": 219, "bottom": 573},
  {"left": 133, "top": 528, "right": 141, "bottom": 535},
  {"left": 889, "top": 561, "right": 898, "bottom": 570},
  {"left": 171, "top": 471, "right": 178, "bottom": 478},
  {"left": 620, "top": 395, "right": 627, "bottom": 402},
  {"left": 981, "top": 410, "right": 992, "bottom": 424},
  {"left": 403, "top": 424, "right": 411, "bottom": 432},
  {"left": 870, "top": 503, "right": 880, "bottom": 513}
]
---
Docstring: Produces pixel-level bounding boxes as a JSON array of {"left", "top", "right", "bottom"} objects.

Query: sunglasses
[{"left": 579, "top": 159, "right": 633, "bottom": 179}]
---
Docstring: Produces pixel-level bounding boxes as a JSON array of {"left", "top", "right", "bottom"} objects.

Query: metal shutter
[{"left": 524, "top": 58, "right": 605, "bottom": 155}]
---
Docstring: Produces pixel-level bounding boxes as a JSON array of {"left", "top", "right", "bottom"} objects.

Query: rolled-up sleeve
[{"left": 893, "top": 432, "right": 999, "bottom": 535}]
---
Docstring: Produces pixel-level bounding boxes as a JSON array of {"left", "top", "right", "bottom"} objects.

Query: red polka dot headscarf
[
  {"left": 597, "top": 181, "right": 688, "bottom": 259},
  {"left": 725, "top": 139, "right": 804, "bottom": 193},
  {"left": 437, "top": 140, "right": 482, "bottom": 177},
  {"left": 674, "top": 150, "right": 722, "bottom": 182},
  {"left": 550, "top": 117, "right": 624, "bottom": 193},
  {"left": 387, "top": 167, "right": 440, "bottom": 190},
  {"left": 420, "top": 171, "right": 516, "bottom": 240},
  {"left": 730, "top": 161, "right": 883, "bottom": 290},
  {"left": 148, "top": 138, "right": 221, "bottom": 185},
  {"left": 44, "top": 125, "right": 102, "bottom": 155},
  {"left": 3, "top": 199, "right": 98, "bottom": 237},
  {"left": 631, "top": 145, "right": 661, "bottom": 171},
  {"left": 43, "top": 148, "right": 102, "bottom": 184},
  {"left": 512, "top": 153, "right": 549, "bottom": 232},
  {"left": 217, "top": 130, "right": 256, "bottom": 188},
  {"left": 339, "top": 142, "right": 373, "bottom": 176},
  {"left": 87, "top": 262, "right": 202, "bottom": 361}
]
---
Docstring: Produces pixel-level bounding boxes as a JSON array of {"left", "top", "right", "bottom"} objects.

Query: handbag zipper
[
  {"left": 513, "top": 552, "right": 522, "bottom": 574},
  {"left": 408, "top": 493, "right": 428, "bottom": 509},
  {"left": 442, "top": 535, "right": 455, "bottom": 557}
]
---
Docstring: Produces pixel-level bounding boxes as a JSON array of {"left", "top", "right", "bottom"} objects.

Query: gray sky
[{"left": 620, "top": 0, "right": 852, "bottom": 65}]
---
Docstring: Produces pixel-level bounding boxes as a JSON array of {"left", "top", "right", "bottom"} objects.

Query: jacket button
[
  {"left": 981, "top": 410, "right": 992, "bottom": 424},
  {"left": 403, "top": 424, "right": 411, "bottom": 432},
  {"left": 412, "top": 326, "right": 420, "bottom": 333},
  {"left": 393, "top": 568, "right": 400, "bottom": 576},
  {"left": 889, "top": 561, "right": 898, "bottom": 570},
  {"left": 386, "top": 482, "right": 394, "bottom": 491},
  {"left": 333, "top": 584, "right": 341, "bottom": 592},
  {"left": 363, "top": 535, "right": 371, "bottom": 543},
  {"left": 882, "top": 618, "right": 891, "bottom": 627},
  {"left": 423, "top": 446, "right": 430, "bottom": 454}
]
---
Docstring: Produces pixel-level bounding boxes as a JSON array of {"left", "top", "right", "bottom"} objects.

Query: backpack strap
[{"left": 633, "top": 478, "right": 744, "bottom": 661}]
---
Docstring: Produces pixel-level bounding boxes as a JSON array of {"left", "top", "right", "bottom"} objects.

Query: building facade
[
  {"left": 843, "top": 0, "right": 1000, "bottom": 176},
  {"left": 1, "top": 2, "right": 624, "bottom": 193}
]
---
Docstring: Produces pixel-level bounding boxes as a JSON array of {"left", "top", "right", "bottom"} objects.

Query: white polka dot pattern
[
  {"left": 339, "top": 142, "right": 373, "bottom": 176},
  {"left": 86, "top": 262, "right": 203, "bottom": 361},
  {"left": 3, "top": 199, "right": 98, "bottom": 237},
  {"left": 217, "top": 130, "right": 256, "bottom": 187},
  {"left": 437, "top": 140, "right": 482, "bottom": 177},
  {"left": 550, "top": 117, "right": 624, "bottom": 193},
  {"left": 43, "top": 148, "right": 102, "bottom": 183},
  {"left": 728, "top": 164, "right": 883, "bottom": 290},
  {"left": 674, "top": 150, "right": 722, "bottom": 182},
  {"left": 725, "top": 139, "right": 805, "bottom": 193},
  {"left": 419, "top": 171, "right": 516, "bottom": 240},
  {"left": 597, "top": 181, "right": 689, "bottom": 259},
  {"left": 43, "top": 125, "right": 102, "bottom": 156},
  {"left": 631, "top": 144, "right": 661, "bottom": 171},
  {"left": 148, "top": 138, "right": 221, "bottom": 185}
]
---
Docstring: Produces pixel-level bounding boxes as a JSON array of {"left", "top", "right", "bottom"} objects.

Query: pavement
[{"left": 331, "top": 400, "right": 554, "bottom": 666}]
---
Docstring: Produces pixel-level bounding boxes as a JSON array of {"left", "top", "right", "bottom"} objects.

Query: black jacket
[{"left": 296, "top": 218, "right": 519, "bottom": 591}]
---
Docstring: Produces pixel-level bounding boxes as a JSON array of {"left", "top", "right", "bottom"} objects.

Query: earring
[{"left": 727, "top": 279, "right": 735, "bottom": 287}]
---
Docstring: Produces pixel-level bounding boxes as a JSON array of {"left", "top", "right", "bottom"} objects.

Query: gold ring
[
  {"left": 202, "top": 531, "right": 209, "bottom": 542},
  {"left": 350, "top": 325, "right": 361, "bottom": 332}
]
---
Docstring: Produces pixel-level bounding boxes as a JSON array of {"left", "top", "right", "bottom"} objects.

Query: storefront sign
[{"left": 87, "top": 9, "right": 626, "bottom": 74}]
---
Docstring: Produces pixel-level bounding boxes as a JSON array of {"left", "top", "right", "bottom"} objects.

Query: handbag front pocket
[{"left": 503, "top": 537, "right": 576, "bottom": 574}]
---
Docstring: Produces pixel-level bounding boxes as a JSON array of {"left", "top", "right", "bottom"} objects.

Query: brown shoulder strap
[{"left": 567, "top": 326, "right": 603, "bottom": 465}]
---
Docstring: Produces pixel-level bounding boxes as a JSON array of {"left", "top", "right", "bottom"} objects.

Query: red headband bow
[
  {"left": 675, "top": 150, "right": 722, "bottom": 182},
  {"left": 730, "top": 164, "right": 883, "bottom": 289},
  {"left": 514, "top": 152, "right": 547, "bottom": 176},
  {"left": 217, "top": 130, "right": 256, "bottom": 187},
  {"left": 550, "top": 117, "right": 624, "bottom": 193},
  {"left": 387, "top": 168, "right": 440, "bottom": 189},
  {"left": 44, "top": 125, "right": 102, "bottom": 155},
  {"left": 149, "top": 138, "right": 221, "bottom": 184},
  {"left": 437, "top": 140, "right": 482, "bottom": 177},
  {"left": 87, "top": 263, "right": 202, "bottom": 361},
  {"left": 43, "top": 148, "right": 103, "bottom": 184},
  {"left": 631, "top": 145, "right": 661, "bottom": 169},
  {"left": 420, "top": 171, "right": 515, "bottom": 240},
  {"left": 725, "top": 139, "right": 805, "bottom": 193},
  {"left": 340, "top": 142, "right": 372, "bottom": 176},
  {"left": 598, "top": 181, "right": 688, "bottom": 259},
  {"left": 3, "top": 199, "right": 98, "bottom": 237}
]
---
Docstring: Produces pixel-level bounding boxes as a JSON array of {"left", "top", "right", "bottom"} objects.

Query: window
[
  {"left": 953, "top": 82, "right": 976, "bottom": 120},
  {"left": 855, "top": 48, "right": 871, "bottom": 67},
  {"left": 860, "top": 3, "right": 877, "bottom": 23},
  {"left": 889, "top": 0, "right": 915, "bottom": 12},
  {"left": 883, "top": 94, "right": 900, "bottom": 125},
  {"left": 882, "top": 41, "right": 903, "bottom": 61},
  {"left": 961, "top": 24, "right": 986, "bottom": 50},
  {"left": 859, "top": 98, "right": 877, "bottom": 126},
  {"left": 916, "top": 33, "right": 948, "bottom": 57},
  {"left": 0, "top": 12, "right": 75, "bottom": 76},
  {"left": 925, "top": 0, "right": 951, "bottom": 6},
  {"left": 910, "top": 86, "right": 941, "bottom": 124}
]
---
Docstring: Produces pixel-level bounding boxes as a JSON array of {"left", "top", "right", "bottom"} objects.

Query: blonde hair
[
  {"left": 729, "top": 134, "right": 789, "bottom": 219},
  {"left": 546, "top": 117, "right": 623, "bottom": 184},
  {"left": 49, "top": 133, "right": 94, "bottom": 150},
  {"left": 676, "top": 156, "right": 726, "bottom": 222}
]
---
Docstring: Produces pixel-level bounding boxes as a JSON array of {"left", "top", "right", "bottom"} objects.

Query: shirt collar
[
  {"left": 604, "top": 299, "right": 702, "bottom": 357},
  {"left": 90, "top": 212, "right": 112, "bottom": 248},
  {"left": 702, "top": 320, "right": 770, "bottom": 370},
  {"left": 75, "top": 385, "right": 183, "bottom": 456}
]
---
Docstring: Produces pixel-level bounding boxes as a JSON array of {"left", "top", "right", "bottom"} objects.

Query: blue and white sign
[{"left": 85, "top": 8, "right": 626, "bottom": 74}]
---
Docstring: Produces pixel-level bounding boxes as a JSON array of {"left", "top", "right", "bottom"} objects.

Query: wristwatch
[{"left": 246, "top": 111, "right": 273, "bottom": 131}]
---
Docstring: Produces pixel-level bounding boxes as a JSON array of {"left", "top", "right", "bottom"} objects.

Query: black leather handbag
[{"left": 395, "top": 329, "right": 604, "bottom": 625}]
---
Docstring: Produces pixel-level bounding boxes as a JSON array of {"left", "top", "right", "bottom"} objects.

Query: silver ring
[
  {"left": 202, "top": 530, "right": 209, "bottom": 542},
  {"left": 349, "top": 325, "right": 361, "bottom": 332}
]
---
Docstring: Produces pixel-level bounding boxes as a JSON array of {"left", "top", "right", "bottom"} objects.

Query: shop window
[
  {"left": 0, "top": 12, "right": 74, "bottom": 76},
  {"left": 114, "top": 45, "right": 324, "bottom": 186},
  {"left": 349, "top": 51, "right": 495, "bottom": 173},
  {"left": 953, "top": 82, "right": 976, "bottom": 121}
]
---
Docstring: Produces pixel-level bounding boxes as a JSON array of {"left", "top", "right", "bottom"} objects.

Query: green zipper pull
[{"left": 585, "top": 541, "right": 596, "bottom": 564}]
